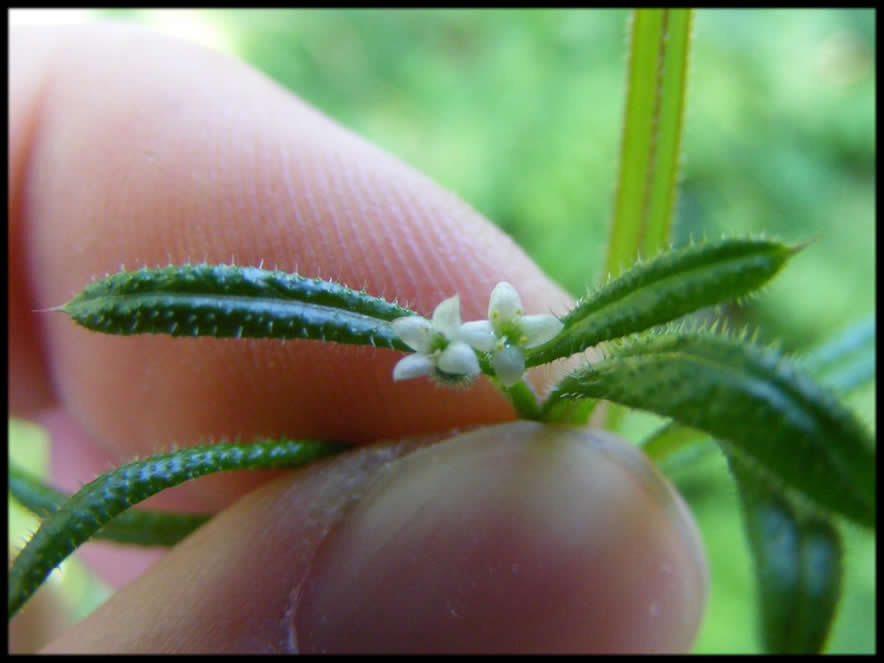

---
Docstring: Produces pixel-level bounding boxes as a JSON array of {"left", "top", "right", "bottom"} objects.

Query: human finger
[
  {"left": 42, "top": 423, "right": 708, "bottom": 653},
  {"left": 9, "top": 23, "right": 574, "bottom": 514}
]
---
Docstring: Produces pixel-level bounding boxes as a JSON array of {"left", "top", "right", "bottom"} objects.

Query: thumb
[{"left": 42, "top": 422, "right": 707, "bottom": 653}]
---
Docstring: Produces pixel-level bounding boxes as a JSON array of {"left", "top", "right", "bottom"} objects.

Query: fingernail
[{"left": 292, "top": 422, "right": 707, "bottom": 653}]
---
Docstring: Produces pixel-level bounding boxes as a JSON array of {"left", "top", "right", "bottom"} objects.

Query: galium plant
[{"left": 8, "top": 9, "right": 874, "bottom": 654}]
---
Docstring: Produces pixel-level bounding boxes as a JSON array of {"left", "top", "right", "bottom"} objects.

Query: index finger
[{"left": 9, "top": 24, "right": 574, "bottom": 506}]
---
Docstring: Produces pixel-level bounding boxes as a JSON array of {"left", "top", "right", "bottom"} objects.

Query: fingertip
[
  {"left": 10, "top": 22, "right": 572, "bottom": 452},
  {"left": 40, "top": 423, "right": 706, "bottom": 653},
  {"left": 293, "top": 422, "right": 707, "bottom": 653}
]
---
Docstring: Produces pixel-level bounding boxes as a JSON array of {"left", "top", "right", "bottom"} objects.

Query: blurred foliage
[
  {"left": 101, "top": 9, "right": 874, "bottom": 351},
  {"left": 15, "top": 8, "right": 875, "bottom": 653}
]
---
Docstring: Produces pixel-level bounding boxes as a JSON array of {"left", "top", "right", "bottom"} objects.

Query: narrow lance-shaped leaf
[
  {"left": 728, "top": 454, "right": 843, "bottom": 654},
  {"left": 643, "top": 316, "right": 876, "bottom": 466},
  {"left": 546, "top": 331, "right": 875, "bottom": 527},
  {"left": 640, "top": 318, "right": 873, "bottom": 652},
  {"left": 802, "top": 315, "right": 875, "bottom": 395},
  {"left": 527, "top": 237, "right": 799, "bottom": 366},
  {"left": 8, "top": 462, "right": 210, "bottom": 547},
  {"left": 60, "top": 264, "right": 417, "bottom": 350},
  {"left": 802, "top": 315, "right": 875, "bottom": 374},
  {"left": 8, "top": 438, "right": 345, "bottom": 620}
]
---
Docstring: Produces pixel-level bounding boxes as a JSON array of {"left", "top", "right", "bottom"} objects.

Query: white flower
[
  {"left": 391, "top": 283, "right": 564, "bottom": 389},
  {"left": 460, "top": 282, "right": 563, "bottom": 387},
  {"left": 392, "top": 295, "right": 481, "bottom": 384}
]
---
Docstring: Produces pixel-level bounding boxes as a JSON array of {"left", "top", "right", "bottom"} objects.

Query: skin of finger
[
  {"left": 8, "top": 568, "right": 74, "bottom": 654},
  {"left": 8, "top": 27, "right": 59, "bottom": 417},
  {"left": 8, "top": 23, "right": 574, "bottom": 506},
  {"left": 42, "top": 423, "right": 708, "bottom": 654}
]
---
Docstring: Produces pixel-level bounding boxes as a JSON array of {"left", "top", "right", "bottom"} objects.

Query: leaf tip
[
  {"left": 33, "top": 302, "right": 68, "bottom": 314},
  {"left": 788, "top": 236, "right": 818, "bottom": 255}
]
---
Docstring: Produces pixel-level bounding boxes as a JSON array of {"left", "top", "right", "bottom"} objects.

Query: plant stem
[{"left": 503, "top": 380, "right": 542, "bottom": 420}]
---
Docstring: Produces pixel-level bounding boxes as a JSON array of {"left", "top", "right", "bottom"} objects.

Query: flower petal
[
  {"left": 520, "top": 314, "right": 564, "bottom": 348},
  {"left": 488, "top": 282, "right": 523, "bottom": 328},
  {"left": 437, "top": 341, "right": 480, "bottom": 377},
  {"left": 392, "top": 353, "right": 435, "bottom": 381},
  {"left": 432, "top": 294, "right": 462, "bottom": 339},
  {"left": 392, "top": 316, "right": 435, "bottom": 353},
  {"left": 491, "top": 345, "right": 526, "bottom": 387},
  {"left": 458, "top": 320, "right": 497, "bottom": 352}
]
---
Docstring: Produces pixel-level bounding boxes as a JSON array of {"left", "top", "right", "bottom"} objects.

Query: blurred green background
[{"left": 9, "top": 8, "right": 874, "bottom": 653}]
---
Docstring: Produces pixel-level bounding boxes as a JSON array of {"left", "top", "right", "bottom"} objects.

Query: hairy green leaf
[
  {"left": 8, "top": 438, "right": 345, "bottom": 619},
  {"left": 9, "top": 462, "right": 210, "bottom": 547},
  {"left": 547, "top": 331, "right": 875, "bottom": 527},
  {"left": 643, "top": 316, "right": 876, "bottom": 465},
  {"left": 527, "top": 238, "right": 797, "bottom": 366},
  {"left": 60, "top": 265, "right": 416, "bottom": 350},
  {"left": 729, "top": 455, "right": 843, "bottom": 653}
]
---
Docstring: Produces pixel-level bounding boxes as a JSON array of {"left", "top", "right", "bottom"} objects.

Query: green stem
[
  {"left": 502, "top": 380, "right": 542, "bottom": 421},
  {"left": 604, "top": 8, "right": 693, "bottom": 278}
]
